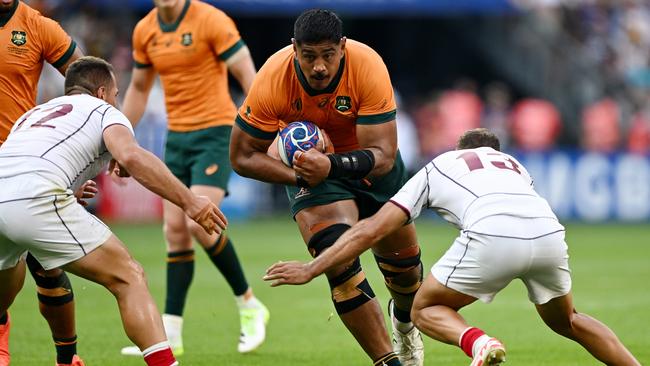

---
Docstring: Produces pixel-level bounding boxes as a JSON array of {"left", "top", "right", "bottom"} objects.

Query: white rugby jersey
[
  {"left": 390, "top": 147, "right": 563, "bottom": 236},
  {"left": 0, "top": 94, "right": 133, "bottom": 193}
]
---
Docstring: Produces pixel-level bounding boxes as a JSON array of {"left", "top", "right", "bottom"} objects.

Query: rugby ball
[{"left": 277, "top": 121, "right": 323, "bottom": 167}]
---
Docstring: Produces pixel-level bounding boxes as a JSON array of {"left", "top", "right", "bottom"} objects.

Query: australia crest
[
  {"left": 335, "top": 96, "right": 351, "bottom": 112},
  {"left": 181, "top": 32, "right": 192, "bottom": 46},
  {"left": 11, "top": 30, "right": 27, "bottom": 46}
]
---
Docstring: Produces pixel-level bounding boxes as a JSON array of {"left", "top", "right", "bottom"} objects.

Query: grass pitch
[{"left": 8, "top": 218, "right": 650, "bottom": 365}]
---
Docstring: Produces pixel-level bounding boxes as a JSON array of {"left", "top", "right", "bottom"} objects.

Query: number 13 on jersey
[{"left": 457, "top": 151, "right": 521, "bottom": 174}]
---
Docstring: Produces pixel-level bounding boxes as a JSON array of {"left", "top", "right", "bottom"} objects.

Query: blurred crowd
[
  {"left": 405, "top": 0, "right": 650, "bottom": 169},
  {"left": 29, "top": 0, "right": 650, "bottom": 175}
]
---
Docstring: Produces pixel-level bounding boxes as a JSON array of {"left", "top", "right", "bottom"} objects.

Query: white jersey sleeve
[
  {"left": 101, "top": 106, "right": 134, "bottom": 134},
  {"left": 390, "top": 167, "right": 430, "bottom": 223}
]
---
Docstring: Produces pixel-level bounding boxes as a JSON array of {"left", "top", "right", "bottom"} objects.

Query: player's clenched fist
[
  {"left": 293, "top": 149, "right": 331, "bottom": 187},
  {"left": 186, "top": 195, "right": 228, "bottom": 235}
]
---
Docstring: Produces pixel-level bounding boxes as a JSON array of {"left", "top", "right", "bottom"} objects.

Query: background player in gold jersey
[
  {"left": 231, "top": 9, "right": 424, "bottom": 366},
  {"left": 119, "top": 0, "right": 268, "bottom": 356},
  {"left": 0, "top": 1, "right": 83, "bottom": 365}
]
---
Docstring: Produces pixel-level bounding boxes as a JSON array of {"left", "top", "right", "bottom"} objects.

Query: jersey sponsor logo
[
  {"left": 204, "top": 164, "right": 219, "bottom": 176},
  {"left": 335, "top": 96, "right": 351, "bottom": 112},
  {"left": 181, "top": 32, "right": 193, "bottom": 46},
  {"left": 11, "top": 30, "right": 27, "bottom": 46},
  {"left": 245, "top": 105, "right": 252, "bottom": 119},
  {"left": 294, "top": 187, "right": 310, "bottom": 199}
]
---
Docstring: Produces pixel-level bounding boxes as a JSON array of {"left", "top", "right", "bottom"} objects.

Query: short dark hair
[
  {"left": 457, "top": 128, "right": 501, "bottom": 151},
  {"left": 294, "top": 9, "right": 342, "bottom": 45},
  {"left": 64, "top": 56, "right": 114, "bottom": 95}
]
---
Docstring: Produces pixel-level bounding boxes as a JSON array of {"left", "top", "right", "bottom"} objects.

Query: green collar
[
  {"left": 158, "top": 0, "right": 190, "bottom": 33},
  {"left": 0, "top": 0, "right": 19, "bottom": 28},
  {"left": 294, "top": 56, "right": 345, "bottom": 96}
]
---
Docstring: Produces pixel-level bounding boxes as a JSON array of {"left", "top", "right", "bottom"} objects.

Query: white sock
[
  {"left": 395, "top": 319, "right": 414, "bottom": 334},
  {"left": 162, "top": 314, "right": 183, "bottom": 346},
  {"left": 141, "top": 341, "right": 171, "bottom": 357},
  {"left": 472, "top": 334, "right": 491, "bottom": 357},
  {"left": 236, "top": 292, "right": 260, "bottom": 309},
  {"left": 391, "top": 309, "right": 414, "bottom": 333}
]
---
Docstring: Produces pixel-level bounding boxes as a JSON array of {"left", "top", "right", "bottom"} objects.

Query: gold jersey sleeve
[
  {"left": 0, "top": 1, "right": 75, "bottom": 142},
  {"left": 236, "top": 46, "right": 294, "bottom": 140},
  {"left": 348, "top": 41, "right": 397, "bottom": 124}
]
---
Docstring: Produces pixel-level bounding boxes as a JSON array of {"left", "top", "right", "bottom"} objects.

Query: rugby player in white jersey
[
  {"left": 0, "top": 56, "right": 227, "bottom": 366},
  {"left": 265, "top": 128, "right": 641, "bottom": 366}
]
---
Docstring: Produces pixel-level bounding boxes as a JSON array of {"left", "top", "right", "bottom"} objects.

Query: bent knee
[
  {"left": 105, "top": 260, "right": 148, "bottom": 294},
  {"left": 326, "top": 258, "right": 375, "bottom": 315},
  {"left": 544, "top": 312, "right": 578, "bottom": 337},
  {"left": 164, "top": 220, "right": 192, "bottom": 247}
]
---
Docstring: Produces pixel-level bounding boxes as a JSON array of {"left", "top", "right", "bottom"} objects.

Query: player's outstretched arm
[
  {"left": 227, "top": 46, "right": 256, "bottom": 96},
  {"left": 121, "top": 66, "right": 157, "bottom": 127},
  {"left": 104, "top": 124, "right": 227, "bottom": 234},
  {"left": 264, "top": 202, "right": 407, "bottom": 286}
]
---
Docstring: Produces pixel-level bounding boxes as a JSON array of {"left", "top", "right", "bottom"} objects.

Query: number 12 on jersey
[{"left": 14, "top": 104, "right": 73, "bottom": 131}]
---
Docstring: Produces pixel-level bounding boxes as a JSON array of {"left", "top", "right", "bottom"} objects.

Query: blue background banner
[
  {"left": 217, "top": 150, "right": 650, "bottom": 222},
  {"left": 513, "top": 151, "right": 650, "bottom": 222}
]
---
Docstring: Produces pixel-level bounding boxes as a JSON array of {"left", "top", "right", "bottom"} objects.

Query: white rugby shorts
[
  {"left": 0, "top": 177, "right": 111, "bottom": 270},
  {"left": 432, "top": 217, "right": 572, "bottom": 305}
]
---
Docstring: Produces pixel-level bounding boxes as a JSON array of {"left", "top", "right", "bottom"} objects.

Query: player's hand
[
  {"left": 74, "top": 180, "right": 98, "bottom": 207},
  {"left": 293, "top": 149, "right": 331, "bottom": 187},
  {"left": 108, "top": 158, "right": 131, "bottom": 178},
  {"left": 263, "top": 260, "right": 314, "bottom": 286},
  {"left": 186, "top": 195, "right": 228, "bottom": 235}
]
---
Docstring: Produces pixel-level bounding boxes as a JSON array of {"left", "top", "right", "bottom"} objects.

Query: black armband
[{"left": 327, "top": 150, "right": 375, "bottom": 179}]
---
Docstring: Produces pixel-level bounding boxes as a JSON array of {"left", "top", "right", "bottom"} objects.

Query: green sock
[
  {"left": 54, "top": 335, "right": 77, "bottom": 364},
  {"left": 205, "top": 234, "right": 249, "bottom": 296},
  {"left": 165, "top": 249, "right": 195, "bottom": 316}
]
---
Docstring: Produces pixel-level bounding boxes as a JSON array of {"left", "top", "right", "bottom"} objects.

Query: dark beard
[{"left": 0, "top": 2, "right": 15, "bottom": 14}]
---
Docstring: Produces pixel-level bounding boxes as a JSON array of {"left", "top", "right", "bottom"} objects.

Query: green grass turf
[{"left": 7, "top": 218, "right": 650, "bottom": 365}]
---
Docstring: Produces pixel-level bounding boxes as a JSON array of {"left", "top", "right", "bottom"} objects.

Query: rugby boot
[
  {"left": 388, "top": 299, "right": 424, "bottom": 366},
  {"left": 470, "top": 338, "right": 506, "bottom": 366},
  {"left": 238, "top": 299, "right": 269, "bottom": 353}
]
